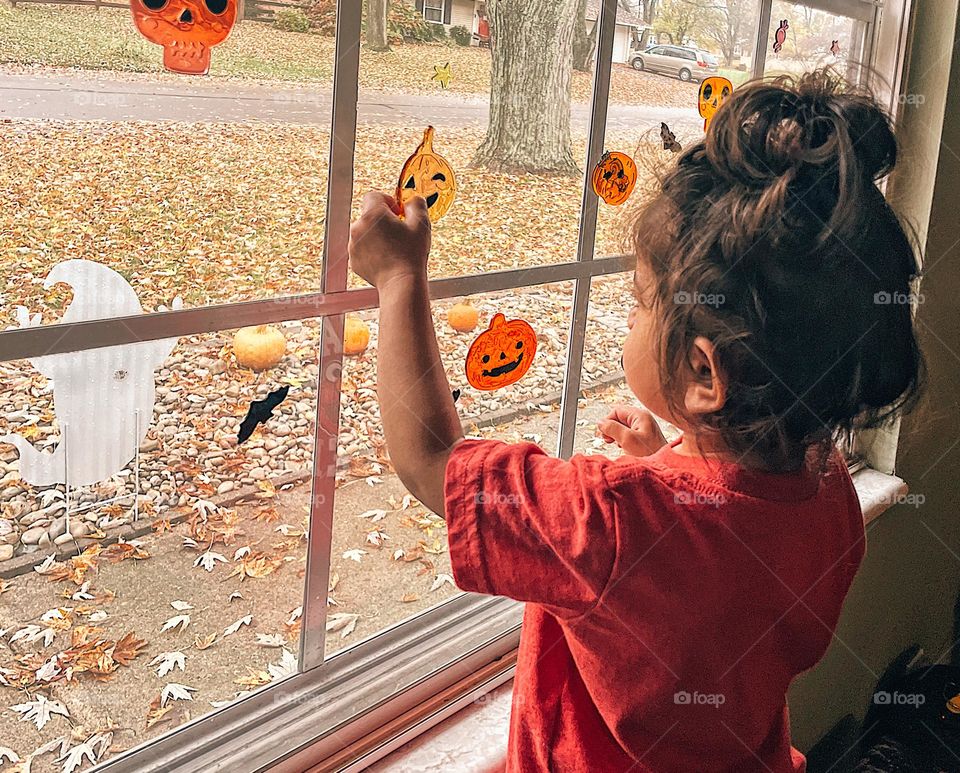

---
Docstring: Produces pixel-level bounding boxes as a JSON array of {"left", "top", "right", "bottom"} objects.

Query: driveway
[{"left": 0, "top": 72, "right": 702, "bottom": 131}]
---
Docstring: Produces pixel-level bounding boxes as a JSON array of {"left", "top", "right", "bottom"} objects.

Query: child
[{"left": 348, "top": 70, "right": 923, "bottom": 772}]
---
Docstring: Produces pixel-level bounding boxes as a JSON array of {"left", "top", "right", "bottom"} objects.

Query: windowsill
[{"left": 369, "top": 467, "right": 907, "bottom": 772}]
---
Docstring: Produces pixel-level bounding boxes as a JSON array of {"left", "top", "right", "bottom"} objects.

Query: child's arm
[{"left": 348, "top": 192, "right": 464, "bottom": 516}]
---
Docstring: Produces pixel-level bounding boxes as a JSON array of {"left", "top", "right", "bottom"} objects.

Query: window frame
[
  {"left": 0, "top": 0, "right": 915, "bottom": 768},
  {"left": 422, "top": 0, "right": 444, "bottom": 24}
]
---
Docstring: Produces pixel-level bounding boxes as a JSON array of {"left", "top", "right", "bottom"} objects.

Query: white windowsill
[{"left": 368, "top": 467, "right": 907, "bottom": 772}]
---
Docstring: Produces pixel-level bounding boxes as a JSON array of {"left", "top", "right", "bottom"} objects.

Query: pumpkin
[
  {"left": 447, "top": 303, "right": 479, "bottom": 333},
  {"left": 130, "top": 0, "right": 237, "bottom": 75},
  {"left": 591, "top": 151, "right": 637, "bottom": 206},
  {"left": 465, "top": 313, "right": 537, "bottom": 391},
  {"left": 343, "top": 317, "right": 370, "bottom": 356},
  {"left": 698, "top": 76, "right": 733, "bottom": 131},
  {"left": 233, "top": 324, "right": 286, "bottom": 371},
  {"left": 396, "top": 126, "right": 457, "bottom": 223}
]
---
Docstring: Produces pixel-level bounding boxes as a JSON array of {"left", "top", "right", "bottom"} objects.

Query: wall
[{"left": 787, "top": 0, "right": 960, "bottom": 764}]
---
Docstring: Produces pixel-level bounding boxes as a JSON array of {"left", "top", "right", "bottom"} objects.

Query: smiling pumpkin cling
[
  {"left": 396, "top": 126, "right": 457, "bottom": 223},
  {"left": 465, "top": 313, "right": 538, "bottom": 391}
]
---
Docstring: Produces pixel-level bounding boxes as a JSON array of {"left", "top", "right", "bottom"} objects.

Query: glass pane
[
  {"left": 326, "top": 281, "right": 572, "bottom": 656},
  {"left": 593, "top": 0, "right": 762, "bottom": 258},
  {"left": 0, "top": 316, "right": 317, "bottom": 763},
  {"left": 0, "top": 6, "right": 335, "bottom": 321},
  {"left": 572, "top": 272, "right": 679, "bottom": 457},
  {"left": 349, "top": 1, "right": 596, "bottom": 286},
  {"left": 765, "top": 2, "right": 865, "bottom": 81}
]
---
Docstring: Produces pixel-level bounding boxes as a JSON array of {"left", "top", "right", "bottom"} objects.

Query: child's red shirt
[{"left": 443, "top": 437, "right": 865, "bottom": 773}]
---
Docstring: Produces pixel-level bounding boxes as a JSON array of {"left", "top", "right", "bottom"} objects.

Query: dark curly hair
[{"left": 631, "top": 70, "right": 924, "bottom": 472}]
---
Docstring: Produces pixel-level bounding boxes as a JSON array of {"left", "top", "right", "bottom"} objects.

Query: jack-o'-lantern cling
[
  {"left": 698, "top": 76, "right": 733, "bottom": 132},
  {"left": 396, "top": 126, "right": 457, "bottom": 223},
  {"left": 131, "top": 0, "right": 237, "bottom": 75},
  {"left": 591, "top": 151, "right": 637, "bottom": 206},
  {"left": 465, "top": 313, "right": 537, "bottom": 391}
]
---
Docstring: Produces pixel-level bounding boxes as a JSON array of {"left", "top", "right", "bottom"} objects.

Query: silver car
[{"left": 630, "top": 45, "right": 720, "bottom": 82}]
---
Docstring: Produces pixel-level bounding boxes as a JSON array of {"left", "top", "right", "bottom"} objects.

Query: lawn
[{"left": 0, "top": 5, "right": 698, "bottom": 107}]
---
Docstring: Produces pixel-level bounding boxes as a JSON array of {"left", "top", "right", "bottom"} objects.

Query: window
[
  {"left": 423, "top": 0, "right": 444, "bottom": 24},
  {"left": 0, "top": 0, "right": 915, "bottom": 768}
]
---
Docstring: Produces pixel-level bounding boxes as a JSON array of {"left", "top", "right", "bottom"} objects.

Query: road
[{"left": 0, "top": 72, "right": 702, "bottom": 130}]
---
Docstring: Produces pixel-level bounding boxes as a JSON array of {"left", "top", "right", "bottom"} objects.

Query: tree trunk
[
  {"left": 572, "top": 0, "right": 596, "bottom": 72},
  {"left": 365, "top": 0, "right": 390, "bottom": 52},
  {"left": 472, "top": 0, "right": 580, "bottom": 175}
]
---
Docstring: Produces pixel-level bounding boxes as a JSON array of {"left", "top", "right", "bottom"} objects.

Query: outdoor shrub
[
  {"left": 304, "top": 0, "right": 336, "bottom": 36},
  {"left": 385, "top": 0, "right": 431, "bottom": 43},
  {"left": 275, "top": 8, "right": 311, "bottom": 33},
  {"left": 449, "top": 25, "right": 471, "bottom": 46}
]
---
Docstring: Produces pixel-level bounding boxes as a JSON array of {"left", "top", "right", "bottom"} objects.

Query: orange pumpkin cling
[
  {"left": 396, "top": 126, "right": 457, "bottom": 223},
  {"left": 130, "top": 0, "right": 237, "bottom": 75},
  {"left": 591, "top": 151, "right": 637, "bottom": 206},
  {"left": 465, "top": 313, "right": 537, "bottom": 391},
  {"left": 698, "top": 76, "right": 733, "bottom": 131}
]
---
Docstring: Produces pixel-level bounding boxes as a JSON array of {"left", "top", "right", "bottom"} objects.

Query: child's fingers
[
  {"left": 360, "top": 190, "right": 399, "bottom": 219},
  {"left": 402, "top": 195, "right": 431, "bottom": 231},
  {"left": 597, "top": 420, "right": 629, "bottom": 447}
]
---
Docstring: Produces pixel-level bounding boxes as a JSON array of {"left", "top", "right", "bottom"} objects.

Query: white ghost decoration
[{"left": 2, "top": 260, "right": 180, "bottom": 488}]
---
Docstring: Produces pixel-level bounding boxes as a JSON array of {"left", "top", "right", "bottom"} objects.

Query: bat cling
[{"left": 237, "top": 385, "right": 290, "bottom": 444}]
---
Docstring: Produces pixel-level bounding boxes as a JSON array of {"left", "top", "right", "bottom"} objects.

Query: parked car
[{"left": 630, "top": 45, "right": 720, "bottom": 82}]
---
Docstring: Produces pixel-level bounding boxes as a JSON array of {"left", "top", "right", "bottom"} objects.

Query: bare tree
[
  {"left": 573, "top": 0, "right": 598, "bottom": 71},
  {"left": 472, "top": 0, "right": 580, "bottom": 174},
  {"left": 697, "top": 0, "right": 753, "bottom": 66},
  {"left": 365, "top": 0, "right": 390, "bottom": 51}
]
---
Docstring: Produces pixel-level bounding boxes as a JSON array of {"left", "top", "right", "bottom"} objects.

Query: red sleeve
[{"left": 443, "top": 438, "right": 618, "bottom": 618}]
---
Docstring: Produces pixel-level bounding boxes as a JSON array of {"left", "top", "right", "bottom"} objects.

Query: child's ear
[{"left": 683, "top": 336, "right": 726, "bottom": 415}]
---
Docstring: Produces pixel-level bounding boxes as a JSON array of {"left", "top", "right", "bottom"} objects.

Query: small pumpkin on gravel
[
  {"left": 343, "top": 317, "right": 371, "bottom": 356},
  {"left": 447, "top": 303, "right": 479, "bottom": 333},
  {"left": 233, "top": 324, "right": 287, "bottom": 371}
]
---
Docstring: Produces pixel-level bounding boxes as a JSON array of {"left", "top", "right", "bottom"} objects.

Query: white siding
[
  {"left": 449, "top": 0, "right": 476, "bottom": 30},
  {"left": 613, "top": 24, "right": 631, "bottom": 63}
]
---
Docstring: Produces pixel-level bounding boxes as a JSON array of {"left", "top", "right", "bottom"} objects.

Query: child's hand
[
  {"left": 597, "top": 405, "right": 668, "bottom": 457},
  {"left": 348, "top": 191, "right": 431, "bottom": 288}
]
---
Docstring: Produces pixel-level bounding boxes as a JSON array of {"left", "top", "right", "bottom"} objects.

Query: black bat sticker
[
  {"left": 452, "top": 389, "right": 461, "bottom": 403},
  {"left": 660, "top": 122, "right": 682, "bottom": 153},
  {"left": 238, "top": 385, "right": 290, "bottom": 444}
]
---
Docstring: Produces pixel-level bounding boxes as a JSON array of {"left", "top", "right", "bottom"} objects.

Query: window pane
[
  {"left": 326, "top": 281, "right": 572, "bottom": 656},
  {"left": 350, "top": 2, "right": 594, "bottom": 286},
  {"left": 765, "top": 2, "right": 866, "bottom": 81},
  {"left": 572, "top": 272, "right": 679, "bottom": 457},
  {"left": 592, "top": 0, "right": 761, "bottom": 259},
  {"left": 0, "top": 7, "right": 335, "bottom": 321},
  {"left": 0, "top": 316, "right": 318, "bottom": 763}
]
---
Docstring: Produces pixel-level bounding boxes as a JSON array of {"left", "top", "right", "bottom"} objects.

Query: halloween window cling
[
  {"left": 773, "top": 19, "right": 789, "bottom": 55},
  {"left": 396, "top": 126, "right": 457, "bottom": 224},
  {"left": 465, "top": 313, "right": 537, "bottom": 391},
  {"left": 131, "top": 0, "right": 237, "bottom": 75},
  {"left": 591, "top": 151, "right": 638, "bottom": 206},
  {"left": 698, "top": 76, "right": 733, "bottom": 132}
]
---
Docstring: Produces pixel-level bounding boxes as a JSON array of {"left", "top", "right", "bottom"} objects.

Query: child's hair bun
[{"left": 701, "top": 71, "right": 897, "bottom": 243}]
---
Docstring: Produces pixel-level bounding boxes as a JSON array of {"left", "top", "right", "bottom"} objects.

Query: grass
[{"left": 0, "top": 5, "right": 697, "bottom": 106}]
